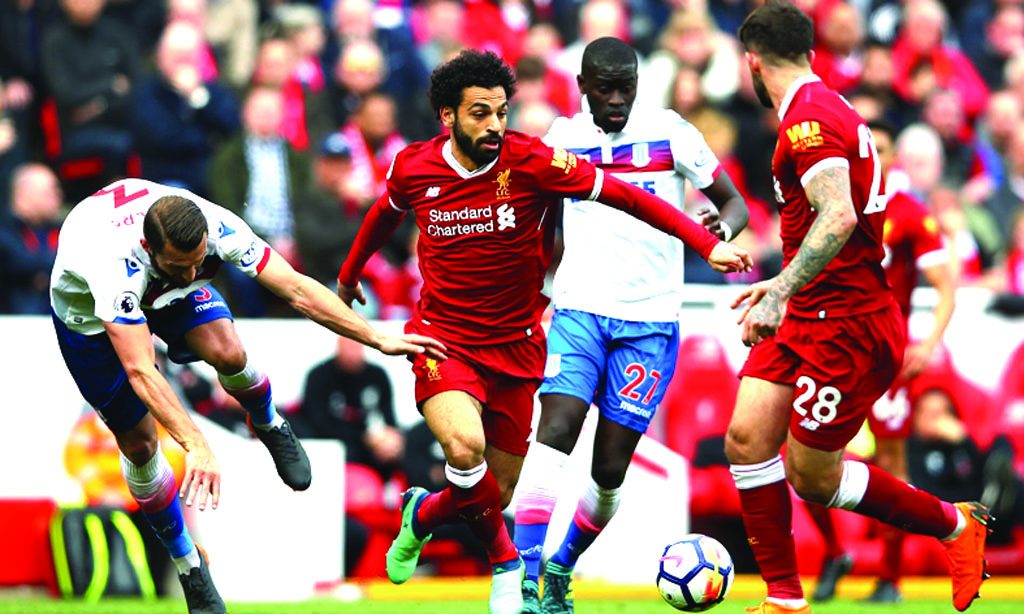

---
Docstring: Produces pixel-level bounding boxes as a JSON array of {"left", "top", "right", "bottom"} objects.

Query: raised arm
[{"left": 103, "top": 321, "right": 220, "bottom": 510}]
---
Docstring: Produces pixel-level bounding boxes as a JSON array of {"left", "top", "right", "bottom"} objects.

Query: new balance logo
[
  {"left": 497, "top": 203, "right": 516, "bottom": 230},
  {"left": 799, "top": 417, "right": 821, "bottom": 431},
  {"left": 425, "top": 186, "right": 440, "bottom": 197}
]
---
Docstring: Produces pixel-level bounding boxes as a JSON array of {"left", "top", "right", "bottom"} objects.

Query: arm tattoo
[{"left": 772, "top": 166, "right": 857, "bottom": 301}]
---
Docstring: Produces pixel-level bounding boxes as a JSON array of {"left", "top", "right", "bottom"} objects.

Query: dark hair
[
  {"left": 738, "top": 1, "right": 814, "bottom": 65},
  {"left": 581, "top": 37, "right": 637, "bottom": 74},
  {"left": 428, "top": 50, "right": 516, "bottom": 119},
  {"left": 143, "top": 195, "right": 207, "bottom": 253},
  {"left": 866, "top": 119, "right": 897, "bottom": 141}
]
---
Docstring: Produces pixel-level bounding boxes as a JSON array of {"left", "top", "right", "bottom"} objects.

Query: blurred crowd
[{"left": 1, "top": 0, "right": 1023, "bottom": 316}]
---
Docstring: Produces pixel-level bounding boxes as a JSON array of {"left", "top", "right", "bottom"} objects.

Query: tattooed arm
[{"left": 734, "top": 166, "right": 856, "bottom": 345}]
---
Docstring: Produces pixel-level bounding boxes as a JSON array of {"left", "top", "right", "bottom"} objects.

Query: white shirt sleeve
[
  {"left": 203, "top": 203, "right": 272, "bottom": 278},
  {"left": 667, "top": 112, "right": 721, "bottom": 190},
  {"left": 88, "top": 256, "right": 148, "bottom": 325}
]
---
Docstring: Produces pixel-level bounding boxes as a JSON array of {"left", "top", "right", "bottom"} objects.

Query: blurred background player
[
  {"left": 725, "top": 4, "right": 989, "bottom": 613},
  {"left": 50, "top": 178, "right": 443, "bottom": 613},
  {"left": 511, "top": 36, "right": 749, "bottom": 614},
  {"left": 807, "top": 119, "right": 958, "bottom": 603},
  {"left": 336, "top": 49, "right": 751, "bottom": 614}
]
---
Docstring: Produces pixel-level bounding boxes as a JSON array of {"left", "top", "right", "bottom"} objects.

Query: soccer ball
[{"left": 656, "top": 534, "right": 734, "bottom": 611}]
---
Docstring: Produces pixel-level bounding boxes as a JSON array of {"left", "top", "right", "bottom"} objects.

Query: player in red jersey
[
  {"left": 808, "top": 120, "right": 958, "bottom": 603},
  {"left": 336, "top": 50, "right": 751, "bottom": 614},
  {"left": 727, "top": 4, "right": 988, "bottom": 614}
]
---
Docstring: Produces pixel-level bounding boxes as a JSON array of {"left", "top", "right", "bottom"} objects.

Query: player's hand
[
  {"left": 337, "top": 282, "right": 366, "bottom": 306},
  {"left": 180, "top": 443, "right": 221, "bottom": 511},
  {"left": 697, "top": 206, "right": 726, "bottom": 239},
  {"left": 733, "top": 280, "right": 784, "bottom": 347},
  {"left": 377, "top": 334, "right": 447, "bottom": 360},
  {"left": 901, "top": 341, "right": 935, "bottom": 379},
  {"left": 707, "top": 241, "right": 753, "bottom": 273}
]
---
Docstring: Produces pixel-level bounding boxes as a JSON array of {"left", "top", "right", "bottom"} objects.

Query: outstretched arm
[
  {"left": 104, "top": 321, "right": 220, "bottom": 510},
  {"left": 737, "top": 166, "right": 856, "bottom": 345},
  {"left": 258, "top": 249, "right": 446, "bottom": 359},
  {"left": 903, "top": 261, "right": 957, "bottom": 377},
  {"left": 596, "top": 174, "right": 752, "bottom": 272}
]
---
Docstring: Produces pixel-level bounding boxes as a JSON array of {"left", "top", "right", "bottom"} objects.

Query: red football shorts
[
  {"left": 406, "top": 321, "right": 545, "bottom": 457},
  {"left": 868, "top": 375, "right": 913, "bottom": 440},
  {"left": 738, "top": 301, "right": 905, "bottom": 451}
]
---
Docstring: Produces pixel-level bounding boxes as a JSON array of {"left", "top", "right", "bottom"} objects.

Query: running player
[
  {"left": 511, "top": 37, "right": 750, "bottom": 614},
  {"left": 336, "top": 50, "right": 752, "bottom": 614},
  {"left": 726, "top": 4, "right": 988, "bottom": 613}
]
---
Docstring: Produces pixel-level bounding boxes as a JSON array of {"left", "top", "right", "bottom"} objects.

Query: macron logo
[{"left": 425, "top": 186, "right": 440, "bottom": 198}]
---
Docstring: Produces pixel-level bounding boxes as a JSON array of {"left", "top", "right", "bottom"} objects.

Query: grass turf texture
[{"left": 1, "top": 576, "right": 1020, "bottom": 613}]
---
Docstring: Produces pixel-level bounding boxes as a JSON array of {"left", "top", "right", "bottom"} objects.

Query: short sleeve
[
  {"left": 668, "top": 113, "right": 721, "bottom": 190},
  {"left": 783, "top": 109, "right": 852, "bottom": 188},
  {"left": 384, "top": 149, "right": 412, "bottom": 211},
  {"left": 88, "top": 258, "right": 148, "bottom": 325},
  {"left": 206, "top": 206, "right": 272, "bottom": 278},
  {"left": 525, "top": 137, "right": 601, "bottom": 201},
  {"left": 911, "top": 208, "right": 948, "bottom": 269}
]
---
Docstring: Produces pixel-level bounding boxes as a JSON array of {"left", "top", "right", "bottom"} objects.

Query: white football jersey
[
  {"left": 544, "top": 108, "right": 721, "bottom": 321},
  {"left": 51, "top": 178, "right": 271, "bottom": 335}
]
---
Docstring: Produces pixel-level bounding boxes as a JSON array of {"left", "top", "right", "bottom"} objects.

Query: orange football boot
[
  {"left": 942, "top": 501, "right": 993, "bottom": 612},
  {"left": 745, "top": 600, "right": 811, "bottom": 614}
]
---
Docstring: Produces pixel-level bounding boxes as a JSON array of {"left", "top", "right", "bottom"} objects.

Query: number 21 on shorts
[{"left": 793, "top": 375, "right": 842, "bottom": 426}]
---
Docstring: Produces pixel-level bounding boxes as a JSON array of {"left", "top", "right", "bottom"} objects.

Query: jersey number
[
  {"left": 857, "top": 125, "right": 886, "bottom": 215},
  {"left": 619, "top": 363, "right": 662, "bottom": 404},
  {"left": 793, "top": 375, "right": 842, "bottom": 423}
]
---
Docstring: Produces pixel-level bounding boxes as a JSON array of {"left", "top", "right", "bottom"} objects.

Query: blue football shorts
[
  {"left": 52, "top": 286, "right": 233, "bottom": 432},
  {"left": 539, "top": 308, "right": 680, "bottom": 433}
]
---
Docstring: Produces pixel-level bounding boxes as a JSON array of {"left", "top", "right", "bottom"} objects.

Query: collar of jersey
[
  {"left": 777, "top": 74, "right": 822, "bottom": 122},
  {"left": 442, "top": 139, "right": 500, "bottom": 179}
]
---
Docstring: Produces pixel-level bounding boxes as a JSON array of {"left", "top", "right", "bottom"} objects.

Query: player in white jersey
[
  {"left": 512, "top": 38, "right": 750, "bottom": 613},
  {"left": 50, "top": 179, "right": 444, "bottom": 613}
]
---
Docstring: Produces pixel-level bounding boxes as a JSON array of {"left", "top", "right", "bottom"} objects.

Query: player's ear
[
  {"left": 807, "top": 49, "right": 816, "bottom": 66},
  {"left": 440, "top": 106, "right": 455, "bottom": 129},
  {"left": 576, "top": 74, "right": 585, "bottom": 95},
  {"left": 745, "top": 51, "right": 759, "bottom": 72},
  {"left": 140, "top": 238, "right": 148, "bottom": 251}
]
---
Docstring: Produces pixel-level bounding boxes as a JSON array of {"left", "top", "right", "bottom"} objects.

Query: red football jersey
[
  {"left": 771, "top": 75, "right": 891, "bottom": 319},
  {"left": 882, "top": 191, "right": 947, "bottom": 321},
  {"left": 387, "top": 130, "right": 601, "bottom": 345}
]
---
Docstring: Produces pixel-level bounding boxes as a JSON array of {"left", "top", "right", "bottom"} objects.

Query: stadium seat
[
  {"left": 0, "top": 498, "right": 59, "bottom": 593},
  {"left": 661, "top": 334, "right": 741, "bottom": 518}
]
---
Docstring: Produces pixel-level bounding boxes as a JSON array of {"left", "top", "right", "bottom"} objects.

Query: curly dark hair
[
  {"left": 428, "top": 50, "right": 517, "bottom": 119},
  {"left": 738, "top": 1, "right": 814, "bottom": 65}
]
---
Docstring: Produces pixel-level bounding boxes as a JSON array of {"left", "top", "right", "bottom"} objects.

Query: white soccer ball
[{"left": 656, "top": 534, "right": 735, "bottom": 611}]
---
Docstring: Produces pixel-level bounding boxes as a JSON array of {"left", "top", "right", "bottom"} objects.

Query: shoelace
[{"left": 263, "top": 425, "right": 302, "bottom": 463}]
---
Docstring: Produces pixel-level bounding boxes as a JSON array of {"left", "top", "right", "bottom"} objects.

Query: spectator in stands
[
  {"left": 41, "top": 0, "right": 140, "bottom": 182},
  {"left": 908, "top": 387, "right": 1023, "bottom": 545},
  {"left": 509, "top": 57, "right": 560, "bottom": 137},
  {"left": 297, "top": 335, "right": 402, "bottom": 480},
  {"left": 252, "top": 36, "right": 331, "bottom": 153},
  {"left": 293, "top": 132, "right": 361, "bottom": 287},
  {"left": 811, "top": 1, "right": 864, "bottom": 94},
  {"left": 670, "top": 65, "right": 706, "bottom": 119},
  {"left": 327, "top": 0, "right": 427, "bottom": 135},
  {"left": 131, "top": 21, "right": 240, "bottom": 196},
  {"left": 339, "top": 91, "right": 406, "bottom": 211},
  {"left": 0, "top": 85, "right": 24, "bottom": 221},
  {"left": 983, "top": 121, "right": 1024, "bottom": 251},
  {"left": 921, "top": 89, "right": 983, "bottom": 187},
  {"left": 165, "top": 0, "right": 221, "bottom": 83},
  {"left": 275, "top": 4, "right": 328, "bottom": 93},
  {"left": 209, "top": 87, "right": 310, "bottom": 316},
  {"left": 553, "top": 0, "right": 627, "bottom": 80},
  {"left": 891, "top": 0, "right": 989, "bottom": 121},
  {"left": 0, "top": 164, "right": 64, "bottom": 314},
  {"left": 974, "top": 91, "right": 1024, "bottom": 193},
  {"left": 203, "top": 0, "right": 259, "bottom": 90},
  {"left": 326, "top": 38, "right": 386, "bottom": 131},
  {"left": 642, "top": 9, "right": 740, "bottom": 108},
  {"left": 415, "top": 0, "right": 468, "bottom": 72},
  {"left": 969, "top": 3, "right": 1024, "bottom": 90}
]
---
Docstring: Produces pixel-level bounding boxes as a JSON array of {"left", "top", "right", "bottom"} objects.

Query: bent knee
[
  {"left": 440, "top": 433, "right": 487, "bottom": 470},
  {"left": 208, "top": 345, "right": 248, "bottom": 375},
  {"left": 119, "top": 437, "right": 159, "bottom": 466},
  {"left": 724, "top": 424, "right": 774, "bottom": 465},
  {"left": 786, "top": 464, "right": 838, "bottom": 505},
  {"left": 536, "top": 419, "right": 579, "bottom": 454}
]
